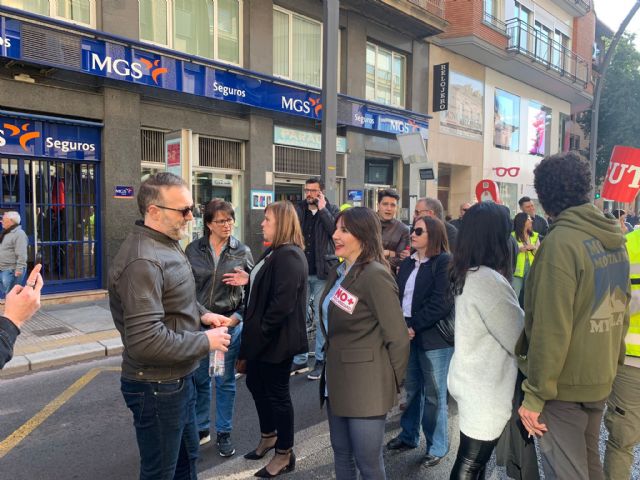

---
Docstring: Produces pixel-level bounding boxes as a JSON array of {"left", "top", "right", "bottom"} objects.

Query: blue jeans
[
  {"left": 327, "top": 400, "right": 387, "bottom": 480},
  {"left": 194, "top": 324, "right": 242, "bottom": 433},
  {"left": 0, "top": 269, "right": 25, "bottom": 297},
  {"left": 121, "top": 373, "right": 199, "bottom": 480},
  {"left": 294, "top": 275, "right": 326, "bottom": 364},
  {"left": 398, "top": 344, "right": 453, "bottom": 457}
]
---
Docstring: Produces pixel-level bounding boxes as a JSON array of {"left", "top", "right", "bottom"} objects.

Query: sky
[{"left": 592, "top": 0, "right": 640, "bottom": 45}]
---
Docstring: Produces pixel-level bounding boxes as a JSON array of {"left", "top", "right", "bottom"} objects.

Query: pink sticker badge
[{"left": 330, "top": 286, "right": 359, "bottom": 315}]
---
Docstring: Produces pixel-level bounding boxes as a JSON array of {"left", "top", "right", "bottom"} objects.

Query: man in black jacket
[
  {"left": 292, "top": 177, "right": 339, "bottom": 380},
  {"left": 518, "top": 196, "right": 548, "bottom": 239}
]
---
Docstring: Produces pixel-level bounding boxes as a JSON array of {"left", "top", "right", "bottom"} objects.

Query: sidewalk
[{"left": 0, "top": 296, "right": 122, "bottom": 377}]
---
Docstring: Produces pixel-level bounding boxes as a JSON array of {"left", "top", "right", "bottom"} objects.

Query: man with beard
[
  {"left": 292, "top": 177, "right": 339, "bottom": 380},
  {"left": 109, "top": 172, "right": 231, "bottom": 479},
  {"left": 376, "top": 188, "right": 409, "bottom": 272}
]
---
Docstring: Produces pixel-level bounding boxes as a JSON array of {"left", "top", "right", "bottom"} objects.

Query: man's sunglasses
[
  {"left": 154, "top": 205, "right": 195, "bottom": 218},
  {"left": 410, "top": 227, "right": 426, "bottom": 236}
]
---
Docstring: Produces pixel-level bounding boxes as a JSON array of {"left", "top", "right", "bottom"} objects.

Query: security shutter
[
  {"left": 141, "top": 129, "right": 165, "bottom": 164},
  {"left": 198, "top": 137, "right": 243, "bottom": 170},
  {"left": 274, "top": 146, "right": 346, "bottom": 177}
]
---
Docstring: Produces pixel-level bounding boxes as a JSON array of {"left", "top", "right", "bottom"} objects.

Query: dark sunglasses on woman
[{"left": 410, "top": 227, "right": 426, "bottom": 236}]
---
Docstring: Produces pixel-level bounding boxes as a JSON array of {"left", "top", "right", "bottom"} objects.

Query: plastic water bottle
[{"left": 209, "top": 350, "right": 225, "bottom": 377}]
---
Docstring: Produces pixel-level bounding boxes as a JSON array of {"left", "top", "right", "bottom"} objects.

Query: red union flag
[{"left": 602, "top": 146, "right": 640, "bottom": 202}]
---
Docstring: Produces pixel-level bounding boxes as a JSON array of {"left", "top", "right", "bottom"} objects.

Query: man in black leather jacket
[
  {"left": 109, "top": 173, "right": 231, "bottom": 480},
  {"left": 185, "top": 199, "right": 254, "bottom": 457},
  {"left": 291, "top": 178, "right": 339, "bottom": 379}
]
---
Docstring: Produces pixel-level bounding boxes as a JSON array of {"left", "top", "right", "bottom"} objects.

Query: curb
[{"left": 0, "top": 337, "right": 123, "bottom": 377}]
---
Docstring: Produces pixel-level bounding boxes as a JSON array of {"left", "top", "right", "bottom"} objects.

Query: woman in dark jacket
[
  {"left": 319, "top": 207, "right": 410, "bottom": 480},
  {"left": 386, "top": 216, "right": 454, "bottom": 468},
  {"left": 185, "top": 199, "right": 254, "bottom": 455},
  {"left": 232, "top": 200, "right": 308, "bottom": 478}
]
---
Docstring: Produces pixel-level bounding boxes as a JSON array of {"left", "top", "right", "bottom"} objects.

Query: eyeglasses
[
  {"left": 211, "top": 218, "right": 235, "bottom": 226},
  {"left": 154, "top": 205, "right": 195, "bottom": 218},
  {"left": 304, "top": 189, "right": 321, "bottom": 194},
  {"left": 410, "top": 227, "right": 426, "bottom": 236}
]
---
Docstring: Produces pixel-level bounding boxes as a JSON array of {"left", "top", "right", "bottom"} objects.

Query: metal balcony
[
  {"left": 506, "top": 18, "right": 590, "bottom": 86},
  {"left": 552, "top": 0, "right": 591, "bottom": 17},
  {"left": 407, "top": 0, "right": 445, "bottom": 19}
]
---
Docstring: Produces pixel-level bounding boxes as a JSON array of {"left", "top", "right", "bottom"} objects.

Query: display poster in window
[
  {"left": 251, "top": 190, "right": 273, "bottom": 210},
  {"left": 439, "top": 71, "right": 484, "bottom": 140},
  {"left": 494, "top": 89, "right": 520, "bottom": 151},
  {"left": 527, "top": 102, "right": 552, "bottom": 156}
]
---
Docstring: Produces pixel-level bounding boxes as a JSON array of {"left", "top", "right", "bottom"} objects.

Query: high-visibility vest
[
  {"left": 512, "top": 231, "right": 539, "bottom": 278},
  {"left": 625, "top": 229, "right": 640, "bottom": 357}
]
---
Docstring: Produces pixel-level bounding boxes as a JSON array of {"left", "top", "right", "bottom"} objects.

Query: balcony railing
[
  {"left": 407, "top": 0, "right": 445, "bottom": 19},
  {"left": 506, "top": 18, "right": 589, "bottom": 86},
  {"left": 482, "top": 10, "right": 507, "bottom": 33}
]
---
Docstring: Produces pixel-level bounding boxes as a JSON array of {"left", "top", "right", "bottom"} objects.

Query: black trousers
[
  {"left": 246, "top": 357, "right": 294, "bottom": 451},
  {"left": 450, "top": 432, "right": 498, "bottom": 480}
]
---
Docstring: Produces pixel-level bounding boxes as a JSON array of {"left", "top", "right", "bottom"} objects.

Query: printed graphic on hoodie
[{"left": 585, "top": 238, "right": 629, "bottom": 334}]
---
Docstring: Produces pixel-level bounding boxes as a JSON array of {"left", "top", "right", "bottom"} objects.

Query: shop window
[
  {"left": 366, "top": 42, "right": 406, "bottom": 108},
  {"left": 494, "top": 89, "right": 520, "bottom": 151},
  {"left": 559, "top": 112, "right": 571, "bottom": 153},
  {"left": 527, "top": 101, "right": 552, "bottom": 156},
  {"left": 273, "top": 7, "right": 322, "bottom": 87},
  {"left": 365, "top": 159, "right": 394, "bottom": 185},
  {"left": 139, "top": 0, "right": 243, "bottom": 66},
  {"left": 2, "top": 0, "right": 96, "bottom": 27}
]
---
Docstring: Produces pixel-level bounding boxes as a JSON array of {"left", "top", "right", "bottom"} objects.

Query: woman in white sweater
[{"left": 447, "top": 202, "right": 524, "bottom": 479}]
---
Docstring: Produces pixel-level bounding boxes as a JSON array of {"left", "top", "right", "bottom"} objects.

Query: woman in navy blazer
[{"left": 386, "top": 216, "right": 454, "bottom": 468}]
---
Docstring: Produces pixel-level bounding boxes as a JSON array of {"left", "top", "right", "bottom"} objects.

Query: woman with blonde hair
[{"left": 231, "top": 201, "right": 308, "bottom": 478}]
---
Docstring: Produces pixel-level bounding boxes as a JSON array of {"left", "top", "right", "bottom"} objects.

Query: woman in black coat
[
  {"left": 229, "top": 200, "right": 308, "bottom": 478},
  {"left": 386, "top": 216, "right": 454, "bottom": 468}
]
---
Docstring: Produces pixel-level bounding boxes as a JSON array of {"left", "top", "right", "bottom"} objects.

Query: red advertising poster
[
  {"left": 166, "top": 141, "right": 181, "bottom": 167},
  {"left": 601, "top": 146, "right": 640, "bottom": 202}
]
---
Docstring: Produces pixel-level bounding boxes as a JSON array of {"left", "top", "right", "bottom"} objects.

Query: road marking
[{"left": 0, "top": 366, "right": 120, "bottom": 459}]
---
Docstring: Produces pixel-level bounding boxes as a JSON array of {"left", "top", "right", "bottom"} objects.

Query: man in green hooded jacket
[{"left": 516, "top": 152, "right": 630, "bottom": 480}]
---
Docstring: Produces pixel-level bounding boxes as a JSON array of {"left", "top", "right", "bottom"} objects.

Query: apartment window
[
  {"left": 484, "top": 0, "right": 499, "bottom": 22},
  {"left": 494, "top": 89, "right": 520, "bottom": 151},
  {"left": 139, "top": 0, "right": 242, "bottom": 65},
  {"left": 2, "top": 0, "right": 96, "bottom": 27},
  {"left": 534, "top": 21, "right": 552, "bottom": 63},
  {"left": 514, "top": 2, "right": 531, "bottom": 51},
  {"left": 273, "top": 7, "right": 322, "bottom": 87},
  {"left": 366, "top": 42, "right": 406, "bottom": 108},
  {"left": 552, "top": 30, "right": 570, "bottom": 71}
]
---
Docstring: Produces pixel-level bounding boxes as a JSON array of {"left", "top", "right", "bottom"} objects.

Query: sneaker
[
  {"left": 199, "top": 430, "right": 211, "bottom": 446},
  {"left": 216, "top": 432, "right": 236, "bottom": 457},
  {"left": 290, "top": 361, "right": 309, "bottom": 376},
  {"left": 307, "top": 361, "right": 324, "bottom": 380}
]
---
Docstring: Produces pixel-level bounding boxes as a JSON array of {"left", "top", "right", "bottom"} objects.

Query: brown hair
[
  {"left": 335, "top": 207, "right": 388, "bottom": 272},
  {"left": 416, "top": 216, "right": 449, "bottom": 256},
  {"left": 203, "top": 199, "right": 235, "bottom": 237},
  {"left": 265, "top": 201, "right": 304, "bottom": 250}
]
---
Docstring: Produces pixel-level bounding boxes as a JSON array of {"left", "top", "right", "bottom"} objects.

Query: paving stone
[{"left": 47, "top": 306, "right": 114, "bottom": 333}]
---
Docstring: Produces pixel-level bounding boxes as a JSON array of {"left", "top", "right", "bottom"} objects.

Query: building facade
[
  {"left": 429, "top": 0, "right": 594, "bottom": 215},
  {"left": 0, "top": 0, "right": 446, "bottom": 294}
]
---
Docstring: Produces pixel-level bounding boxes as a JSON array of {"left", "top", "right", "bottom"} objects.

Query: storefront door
[{"left": 0, "top": 157, "right": 100, "bottom": 293}]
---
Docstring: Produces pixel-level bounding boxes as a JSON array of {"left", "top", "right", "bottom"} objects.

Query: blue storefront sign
[
  {"left": 0, "top": 114, "right": 101, "bottom": 160},
  {"left": 114, "top": 185, "right": 134, "bottom": 198},
  {"left": 0, "top": 12, "right": 429, "bottom": 137}
]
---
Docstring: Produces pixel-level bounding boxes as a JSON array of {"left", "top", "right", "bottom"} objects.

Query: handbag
[{"left": 430, "top": 257, "right": 455, "bottom": 345}]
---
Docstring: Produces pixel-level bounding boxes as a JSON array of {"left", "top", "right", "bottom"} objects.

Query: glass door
[
  {"left": 191, "top": 170, "right": 243, "bottom": 242},
  {"left": 0, "top": 157, "right": 100, "bottom": 293}
]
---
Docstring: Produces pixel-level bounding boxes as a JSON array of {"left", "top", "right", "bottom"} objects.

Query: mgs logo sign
[
  {"left": 281, "top": 96, "right": 322, "bottom": 117},
  {"left": 0, "top": 123, "right": 40, "bottom": 151},
  {"left": 90, "top": 53, "right": 168, "bottom": 84},
  {"left": 0, "top": 36, "right": 11, "bottom": 49}
]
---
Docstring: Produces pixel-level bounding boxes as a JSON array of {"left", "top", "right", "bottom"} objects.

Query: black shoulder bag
[{"left": 430, "top": 257, "right": 455, "bottom": 346}]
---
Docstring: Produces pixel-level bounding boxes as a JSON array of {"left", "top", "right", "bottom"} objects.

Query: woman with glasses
[
  {"left": 447, "top": 202, "right": 524, "bottom": 479},
  {"left": 386, "top": 216, "right": 454, "bottom": 469},
  {"left": 319, "top": 207, "right": 409, "bottom": 479},
  {"left": 511, "top": 212, "right": 539, "bottom": 305},
  {"left": 229, "top": 201, "right": 308, "bottom": 478},
  {"left": 185, "top": 199, "right": 254, "bottom": 457}
]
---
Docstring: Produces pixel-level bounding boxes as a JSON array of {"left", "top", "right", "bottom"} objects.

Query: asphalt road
[{"left": 1, "top": 356, "right": 639, "bottom": 479}]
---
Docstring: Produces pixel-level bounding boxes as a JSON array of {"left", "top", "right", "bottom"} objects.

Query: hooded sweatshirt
[{"left": 516, "top": 203, "right": 630, "bottom": 412}]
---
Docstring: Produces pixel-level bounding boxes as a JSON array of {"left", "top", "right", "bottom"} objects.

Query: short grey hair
[
  {"left": 419, "top": 197, "right": 444, "bottom": 221},
  {"left": 137, "top": 172, "right": 188, "bottom": 216},
  {"left": 3, "top": 211, "right": 20, "bottom": 225}
]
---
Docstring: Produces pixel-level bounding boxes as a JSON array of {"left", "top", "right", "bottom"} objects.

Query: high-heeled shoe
[
  {"left": 244, "top": 433, "right": 278, "bottom": 460},
  {"left": 254, "top": 450, "right": 296, "bottom": 478}
]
